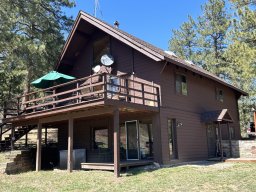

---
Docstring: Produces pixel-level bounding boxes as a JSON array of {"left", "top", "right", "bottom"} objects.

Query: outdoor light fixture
[{"left": 176, "top": 121, "right": 183, "bottom": 127}]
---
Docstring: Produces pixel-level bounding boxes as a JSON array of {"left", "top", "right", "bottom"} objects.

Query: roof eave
[{"left": 164, "top": 56, "right": 248, "bottom": 97}]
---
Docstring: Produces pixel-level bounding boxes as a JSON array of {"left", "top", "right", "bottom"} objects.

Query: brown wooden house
[{"left": 1, "top": 11, "right": 247, "bottom": 177}]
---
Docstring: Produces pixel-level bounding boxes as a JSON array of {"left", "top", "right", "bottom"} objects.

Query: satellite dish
[
  {"left": 101, "top": 54, "right": 114, "bottom": 66},
  {"left": 93, "top": 65, "right": 101, "bottom": 73}
]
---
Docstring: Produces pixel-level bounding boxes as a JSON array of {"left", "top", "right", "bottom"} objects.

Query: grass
[{"left": 0, "top": 162, "right": 255, "bottom": 192}]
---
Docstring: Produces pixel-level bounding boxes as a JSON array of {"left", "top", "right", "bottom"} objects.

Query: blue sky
[{"left": 65, "top": 0, "right": 207, "bottom": 50}]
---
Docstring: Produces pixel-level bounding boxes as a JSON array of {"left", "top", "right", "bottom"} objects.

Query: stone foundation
[
  {"left": 0, "top": 150, "right": 34, "bottom": 174},
  {"left": 222, "top": 140, "right": 256, "bottom": 158}
]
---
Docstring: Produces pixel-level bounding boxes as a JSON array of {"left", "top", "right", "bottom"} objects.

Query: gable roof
[
  {"left": 201, "top": 109, "right": 234, "bottom": 123},
  {"left": 55, "top": 11, "right": 248, "bottom": 96}
]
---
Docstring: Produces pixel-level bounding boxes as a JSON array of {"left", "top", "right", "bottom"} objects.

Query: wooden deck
[
  {"left": 81, "top": 160, "right": 154, "bottom": 171},
  {"left": 4, "top": 73, "right": 160, "bottom": 124}
]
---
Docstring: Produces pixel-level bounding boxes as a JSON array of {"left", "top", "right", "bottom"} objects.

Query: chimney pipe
[{"left": 114, "top": 21, "right": 119, "bottom": 28}]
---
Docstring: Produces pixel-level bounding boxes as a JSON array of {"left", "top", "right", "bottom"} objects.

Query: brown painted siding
[{"left": 67, "top": 33, "right": 241, "bottom": 164}]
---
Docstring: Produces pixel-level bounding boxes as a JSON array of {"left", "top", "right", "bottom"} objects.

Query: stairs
[
  {"left": 0, "top": 150, "right": 34, "bottom": 174},
  {"left": 0, "top": 122, "right": 35, "bottom": 151}
]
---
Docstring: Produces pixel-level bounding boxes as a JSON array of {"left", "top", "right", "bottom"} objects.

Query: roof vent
[
  {"left": 114, "top": 21, "right": 119, "bottom": 28},
  {"left": 164, "top": 50, "right": 177, "bottom": 57}
]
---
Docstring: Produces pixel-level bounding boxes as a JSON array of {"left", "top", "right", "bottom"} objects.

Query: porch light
[{"left": 176, "top": 121, "right": 183, "bottom": 127}]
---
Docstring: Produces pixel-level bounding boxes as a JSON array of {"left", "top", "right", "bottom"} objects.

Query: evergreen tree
[
  {"left": 169, "top": 16, "right": 198, "bottom": 62},
  {"left": 197, "top": 0, "right": 231, "bottom": 77},
  {"left": 0, "top": 0, "right": 75, "bottom": 113},
  {"left": 224, "top": 0, "right": 256, "bottom": 131}
]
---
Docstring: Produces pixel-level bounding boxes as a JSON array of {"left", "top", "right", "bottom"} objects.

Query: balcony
[{"left": 8, "top": 73, "right": 160, "bottom": 122}]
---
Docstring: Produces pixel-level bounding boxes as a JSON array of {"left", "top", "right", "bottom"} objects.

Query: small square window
[
  {"left": 93, "top": 128, "right": 109, "bottom": 149},
  {"left": 176, "top": 74, "right": 187, "bottom": 96},
  {"left": 216, "top": 88, "right": 224, "bottom": 102}
]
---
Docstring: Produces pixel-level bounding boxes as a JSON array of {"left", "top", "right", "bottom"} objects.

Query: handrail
[
  {"left": 13, "top": 73, "right": 160, "bottom": 116},
  {"left": 18, "top": 73, "right": 102, "bottom": 99}
]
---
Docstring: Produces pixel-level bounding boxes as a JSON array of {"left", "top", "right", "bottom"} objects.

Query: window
[
  {"left": 168, "top": 119, "right": 178, "bottom": 159},
  {"left": 93, "top": 36, "right": 110, "bottom": 68},
  {"left": 216, "top": 88, "right": 224, "bottom": 102},
  {"left": 229, "top": 126, "right": 235, "bottom": 139},
  {"left": 93, "top": 128, "right": 108, "bottom": 149},
  {"left": 176, "top": 74, "right": 187, "bottom": 95}
]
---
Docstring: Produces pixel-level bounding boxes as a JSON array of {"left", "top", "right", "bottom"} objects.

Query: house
[{"left": 0, "top": 11, "right": 247, "bottom": 177}]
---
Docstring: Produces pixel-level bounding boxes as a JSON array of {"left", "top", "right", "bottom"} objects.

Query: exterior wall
[
  {"left": 222, "top": 140, "right": 256, "bottom": 158},
  {"left": 57, "top": 113, "right": 154, "bottom": 163},
  {"left": 110, "top": 39, "right": 241, "bottom": 163},
  {"left": 67, "top": 34, "right": 242, "bottom": 164}
]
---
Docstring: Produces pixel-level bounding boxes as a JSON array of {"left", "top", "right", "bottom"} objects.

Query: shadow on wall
[{"left": 222, "top": 140, "right": 256, "bottom": 158}]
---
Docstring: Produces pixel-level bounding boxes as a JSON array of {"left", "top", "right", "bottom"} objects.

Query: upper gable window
[
  {"left": 216, "top": 88, "right": 224, "bottom": 102},
  {"left": 93, "top": 36, "right": 110, "bottom": 67},
  {"left": 176, "top": 74, "right": 187, "bottom": 96}
]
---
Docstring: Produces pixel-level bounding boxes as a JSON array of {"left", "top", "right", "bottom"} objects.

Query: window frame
[
  {"left": 92, "top": 127, "right": 109, "bottom": 150},
  {"left": 216, "top": 88, "right": 224, "bottom": 102},
  {"left": 175, "top": 73, "right": 188, "bottom": 96},
  {"left": 167, "top": 118, "right": 178, "bottom": 160}
]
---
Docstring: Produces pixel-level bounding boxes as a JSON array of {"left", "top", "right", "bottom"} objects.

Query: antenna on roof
[{"left": 94, "top": 0, "right": 103, "bottom": 18}]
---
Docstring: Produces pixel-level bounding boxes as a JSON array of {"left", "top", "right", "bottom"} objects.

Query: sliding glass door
[{"left": 126, "top": 121, "right": 139, "bottom": 160}]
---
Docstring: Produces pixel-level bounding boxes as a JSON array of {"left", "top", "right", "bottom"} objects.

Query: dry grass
[{"left": 0, "top": 162, "right": 255, "bottom": 192}]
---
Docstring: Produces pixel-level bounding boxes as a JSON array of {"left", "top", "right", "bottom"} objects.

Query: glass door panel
[{"left": 126, "top": 121, "right": 139, "bottom": 160}]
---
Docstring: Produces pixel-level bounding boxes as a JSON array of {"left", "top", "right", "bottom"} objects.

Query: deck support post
[
  {"left": 36, "top": 123, "right": 42, "bottom": 171},
  {"left": 113, "top": 108, "right": 120, "bottom": 177},
  {"left": 11, "top": 126, "right": 15, "bottom": 150},
  {"left": 227, "top": 122, "right": 232, "bottom": 157},
  {"left": 68, "top": 118, "right": 74, "bottom": 173},
  {"left": 25, "top": 131, "right": 28, "bottom": 148},
  {"left": 45, "top": 127, "right": 47, "bottom": 146},
  {"left": 218, "top": 122, "right": 223, "bottom": 161}
]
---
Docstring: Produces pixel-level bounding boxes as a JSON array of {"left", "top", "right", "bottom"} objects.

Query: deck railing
[{"left": 14, "top": 73, "right": 160, "bottom": 115}]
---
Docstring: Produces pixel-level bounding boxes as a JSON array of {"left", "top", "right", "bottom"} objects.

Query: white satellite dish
[
  {"left": 93, "top": 65, "right": 101, "bottom": 73},
  {"left": 101, "top": 54, "right": 114, "bottom": 66}
]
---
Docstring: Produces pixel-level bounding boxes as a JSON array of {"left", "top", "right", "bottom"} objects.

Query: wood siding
[{"left": 61, "top": 34, "right": 242, "bottom": 164}]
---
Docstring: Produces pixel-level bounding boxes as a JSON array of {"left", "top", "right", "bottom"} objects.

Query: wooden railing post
[
  {"left": 17, "top": 97, "right": 20, "bottom": 115},
  {"left": 76, "top": 82, "right": 80, "bottom": 103},
  {"left": 3, "top": 101, "right": 7, "bottom": 119},
  {"left": 33, "top": 93, "right": 37, "bottom": 112},
  {"left": 103, "top": 74, "right": 107, "bottom": 100},
  {"left": 0, "top": 125, "right": 2, "bottom": 142},
  {"left": 125, "top": 79, "right": 129, "bottom": 102},
  {"left": 156, "top": 87, "right": 160, "bottom": 107},
  {"left": 141, "top": 83, "right": 145, "bottom": 105},
  {"left": 52, "top": 89, "right": 56, "bottom": 108}
]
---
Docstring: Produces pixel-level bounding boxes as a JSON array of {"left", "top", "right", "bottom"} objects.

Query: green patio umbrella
[{"left": 31, "top": 71, "right": 76, "bottom": 89}]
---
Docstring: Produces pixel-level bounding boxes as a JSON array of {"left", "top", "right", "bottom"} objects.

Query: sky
[{"left": 65, "top": 0, "right": 207, "bottom": 50}]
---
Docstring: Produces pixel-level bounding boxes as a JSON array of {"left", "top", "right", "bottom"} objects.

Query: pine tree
[
  {"left": 169, "top": 16, "right": 198, "bottom": 62},
  {"left": 0, "top": 0, "right": 75, "bottom": 112},
  {"left": 197, "top": 0, "right": 231, "bottom": 77},
  {"left": 224, "top": 0, "right": 256, "bottom": 131}
]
